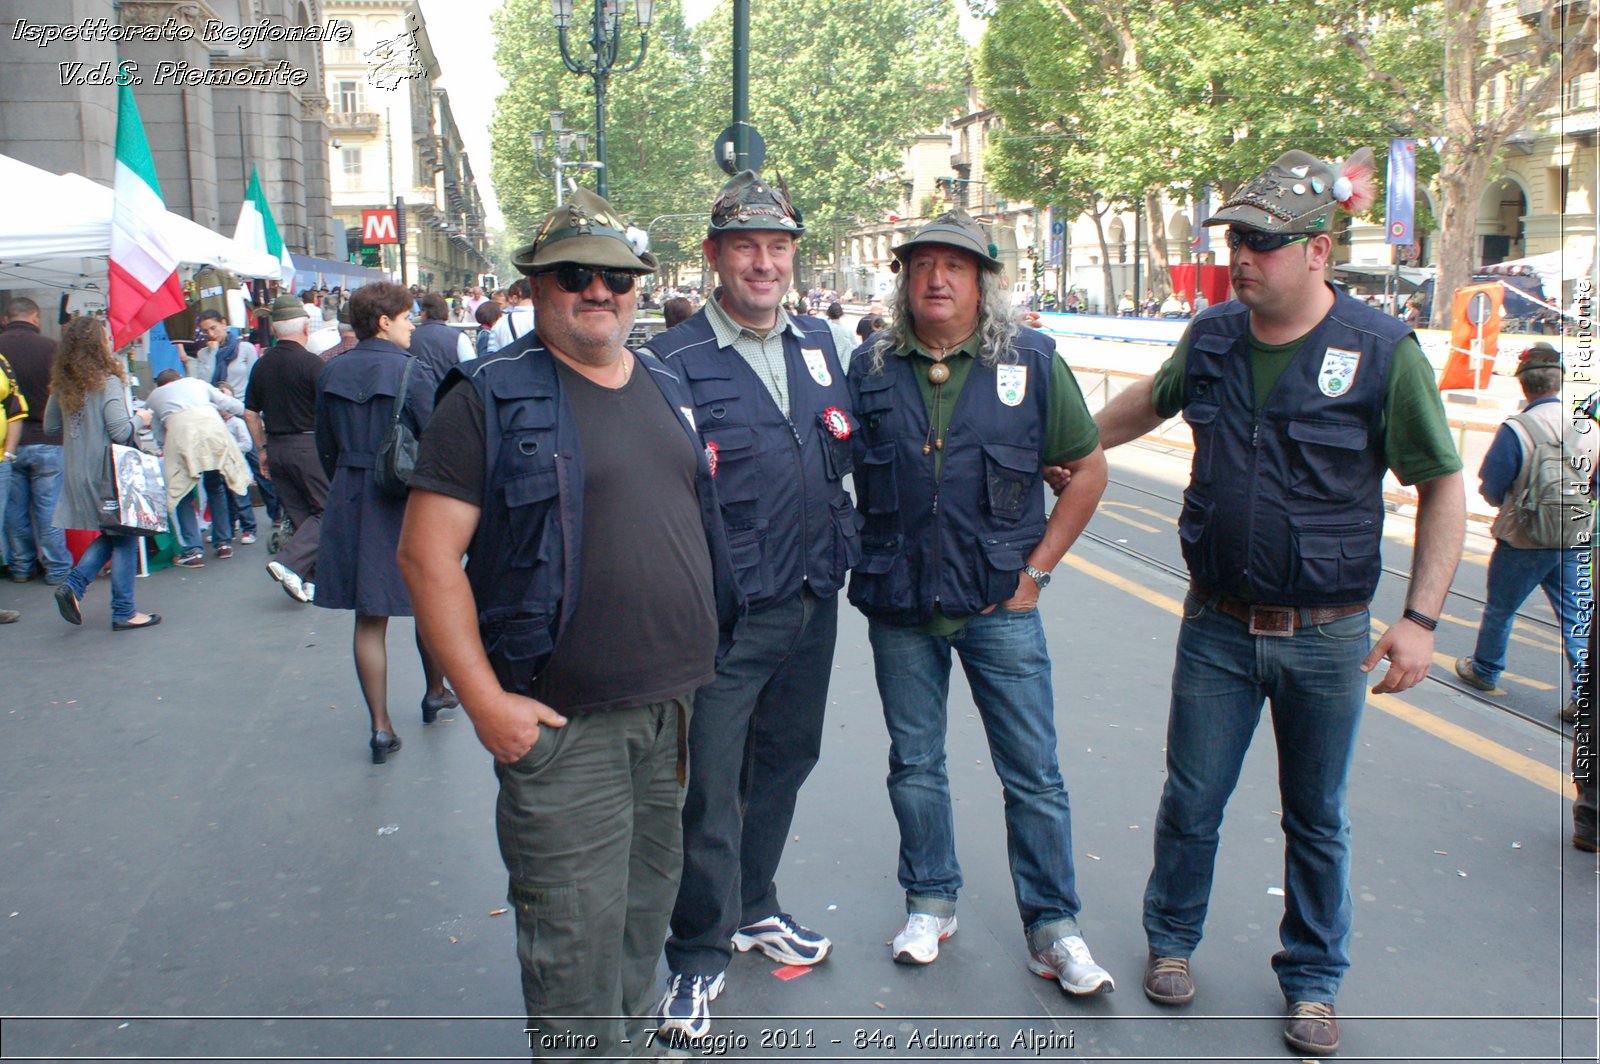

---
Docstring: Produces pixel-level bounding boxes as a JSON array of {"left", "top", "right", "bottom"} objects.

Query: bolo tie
[{"left": 923, "top": 347, "right": 953, "bottom": 455}]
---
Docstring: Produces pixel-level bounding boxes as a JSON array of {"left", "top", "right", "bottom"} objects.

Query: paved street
[{"left": 1, "top": 436, "right": 1594, "bottom": 1062}]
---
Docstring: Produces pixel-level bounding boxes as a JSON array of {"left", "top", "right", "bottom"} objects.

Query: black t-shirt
[
  {"left": 411, "top": 359, "right": 718, "bottom": 714},
  {"left": 245, "top": 340, "right": 324, "bottom": 434}
]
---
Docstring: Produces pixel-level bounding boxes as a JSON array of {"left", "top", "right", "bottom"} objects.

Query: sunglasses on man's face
[
  {"left": 549, "top": 264, "right": 637, "bottom": 296},
  {"left": 1224, "top": 229, "right": 1311, "bottom": 254}
]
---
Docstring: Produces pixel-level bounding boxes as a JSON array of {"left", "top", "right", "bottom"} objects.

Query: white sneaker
[
  {"left": 266, "top": 561, "right": 289, "bottom": 584},
  {"left": 281, "top": 571, "right": 312, "bottom": 604},
  {"left": 1028, "top": 934, "right": 1115, "bottom": 995},
  {"left": 891, "top": 913, "right": 956, "bottom": 964}
]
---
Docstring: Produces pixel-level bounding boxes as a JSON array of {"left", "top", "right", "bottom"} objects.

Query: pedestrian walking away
[
  {"left": 314, "top": 281, "right": 456, "bottom": 763},
  {"left": 640, "top": 170, "right": 856, "bottom": 1041},
  {"left": 44, "top": 318, "right": 162, "bottom": 631},
  {"left": 247, "top": 295, "right": 331, "bottom": 604},
  {"left": 1453, "top": 342, "right": 1597, "bottom": 724},
  {"left": 398, "top": 189, "right": 739, "bottom": 1062},
  {"left": 845, "top": 210, "right": 1114, "bottom": 994},
  {"left": 1094, "top": 145, "right": 1466, "bottom": 1056}
]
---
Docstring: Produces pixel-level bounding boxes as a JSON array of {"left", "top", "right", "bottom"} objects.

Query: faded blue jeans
[
  {"left": 1469, "top": 542, "right": 1591, "bottom": 703},
  {"left": 869, "top": 607, "right": 1083, "bottom": 951},
  {"left": 5, "top": 444, "right": 72, "bottom": 582},
  {"left": 1143, "top": 591, "right": 1370, "bottom": 1004},
  {"left": 63, "top": 531, "right": 140, "bottom": 624}
]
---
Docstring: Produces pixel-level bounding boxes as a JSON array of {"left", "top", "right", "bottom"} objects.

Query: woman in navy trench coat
[{"left": 315, "top": 282, "right": 455, "bottom": 763}]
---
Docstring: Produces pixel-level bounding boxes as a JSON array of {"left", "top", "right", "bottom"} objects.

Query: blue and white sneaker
[
  {"left": 654, "top": 971, "right": 724, "bottom": 1039},
  {"left": 732, "top": 912, "right": 832, "bottom": 966}
]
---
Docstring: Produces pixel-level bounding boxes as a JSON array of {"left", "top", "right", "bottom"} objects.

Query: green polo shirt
[
  {"left": 1148, "top": 329, "right": 1461, "bottom": 486},
  {"left": 895, "top": 334, "right": 1101, "bottom": 635}
]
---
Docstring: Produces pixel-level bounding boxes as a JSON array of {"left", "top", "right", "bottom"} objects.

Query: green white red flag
[
  {"left": 233, "top": 166, "right": 296, "bottom": 286},
  {"left": 109, "top": 82, "right": 185, "bottom": 348}
]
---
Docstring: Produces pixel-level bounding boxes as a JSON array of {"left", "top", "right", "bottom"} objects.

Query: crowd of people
[{"left": 0, "top": 141, "right": 1592, "bottom": 1063}]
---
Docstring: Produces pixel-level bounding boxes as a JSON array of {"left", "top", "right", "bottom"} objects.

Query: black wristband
[{"left": 1402, "top": 608, "right": 1437, "bottom": 631}]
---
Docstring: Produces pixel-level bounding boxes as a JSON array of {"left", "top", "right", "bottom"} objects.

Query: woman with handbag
[
  {"left": 46, "top": 317, "right": 161, "bottom": 631},
  {"left": 315, "top": 282, "right": 455, "bottom": 763}
]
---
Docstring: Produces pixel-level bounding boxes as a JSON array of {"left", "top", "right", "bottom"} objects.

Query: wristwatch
[{"left": 1023, "top": 564, "right": 1052, "bottom": 589}]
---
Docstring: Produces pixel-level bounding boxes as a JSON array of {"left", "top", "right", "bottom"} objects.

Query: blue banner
[
  {"left": 1386, "top": 138, "right": 1416, "bottom": 246},
  {"left": 1191, "top": 186, "right": 1211, "bottom": 254}
]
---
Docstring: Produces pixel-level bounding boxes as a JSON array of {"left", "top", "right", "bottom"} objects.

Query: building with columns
[{"left": 0, "top": 0, "right": 339, "bottom": 259}]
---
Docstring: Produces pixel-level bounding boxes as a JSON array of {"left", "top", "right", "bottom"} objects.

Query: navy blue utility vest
[
  {"left": 643, "top": 310, "right": 860, "bottom": 613},
  {"left": 1179, "top": 290, "right": 1410, "bottom": 605},
  {"left": 442, "top": 342, "right": 739, "bottom": 695},
  {"left": 408, "top": 319, "right": 463, "bottom": 395},
  {"left": 846, "top": 329, "right": 1055, "bottom": 626}
]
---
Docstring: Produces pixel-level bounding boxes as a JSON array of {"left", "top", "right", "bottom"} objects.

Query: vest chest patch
[
  {"left": 1317, "top": 347, "right": 1361, "bottom": 398},
  {"left": 802, "top": 348, "right": 832, "bottom": 386},
  {"left": 997, "top": 365, "right": 1028, "bottom": 407}
]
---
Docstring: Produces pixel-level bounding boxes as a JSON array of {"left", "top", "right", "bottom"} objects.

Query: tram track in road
[{"left": 1077, "top": 523, "right": 1572, "bottom": 740}]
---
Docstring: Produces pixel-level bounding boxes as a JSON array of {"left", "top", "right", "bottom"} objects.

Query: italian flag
[
  {"left": 108, "top": 82, "right": 186, "bottom": 349},
  {"left": 234, "top": 166, "right": 296, "bottom": 286}
]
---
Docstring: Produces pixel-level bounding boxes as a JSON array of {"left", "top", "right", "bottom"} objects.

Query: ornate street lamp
[
  {"left": 531, "top": 111, "right": 595, "bottom": 207},
  {"left": 550, "top": 0, "right": 654, "bottom": 198}
]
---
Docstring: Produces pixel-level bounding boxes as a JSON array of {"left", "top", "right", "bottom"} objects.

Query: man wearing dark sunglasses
[
  {"left": 640, "top": 170, "right": 856, "bottom": 1040},
  {"left": 1095, "top": 148, "right": 1465, "bottom": 1056},
  {"left": 398, "top": 188, "right": 740, "bottom": 1061}
]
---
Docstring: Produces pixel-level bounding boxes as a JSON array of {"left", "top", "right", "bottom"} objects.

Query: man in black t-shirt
[
  {"left": 398, "top": 190, "right": 736, "bottom": 1061},
  {"left": 247, "top": 296, "right": 328, "bottom": 603}
]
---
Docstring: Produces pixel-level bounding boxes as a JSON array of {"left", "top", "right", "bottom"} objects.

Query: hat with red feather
[{"left": 1203, "top": 148, "right": 1377, "bottom": 234}]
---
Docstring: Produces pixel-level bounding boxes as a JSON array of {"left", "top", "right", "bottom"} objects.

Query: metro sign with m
[{"left": 362, "top": 209, "right": 399, "bottom": 245}]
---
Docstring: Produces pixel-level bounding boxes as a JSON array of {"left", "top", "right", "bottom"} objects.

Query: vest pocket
[
  {"left": 857, "top": 442, "right": 899, "bottom": 516},
  {"left": 1285, "top": 418, "right": 1369, "bottom": 500},
  {"left": 481, "top": 613, "right": 556, "bottom": 695},
  {"left": 816, "top": 409, "right": 859, "bottom": 480},
  {"left": 1182, "top": 401, "right": 1220, "bottom": 483},
  {"left": 501, "top": 469, "right": 560, "bottom": 567},
  {"left": 1177, "top": 491, "right": 1213, "bottom": 577},
  {"left": 982, "top": 442, "right": 1038, "bottom": 521},
  {"left": 726, "top": 522, "right": 772, "bottom": 602},
  {"left": 1292, "top": 520, "right": 1380, "bottom": 596},
  {"left": 704, "top": 426, "right": 761, "bottom": 525},
  {"left": 831, "top": 497, "right": 862, "bottom": 572},
  {"left": 979, "top": 525, "right": 1044, "bottom": 604}
]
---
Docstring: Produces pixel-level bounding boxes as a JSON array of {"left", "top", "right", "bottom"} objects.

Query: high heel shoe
[
  {"left": 421, "top": 689, "right": 459, "bottom": 724},
  {"left": 370, "top": 730, "right": 402, "bottom": 764}
]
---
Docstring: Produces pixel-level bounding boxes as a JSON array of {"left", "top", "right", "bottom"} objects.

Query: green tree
[
  {"left": 489, "top": 0, "right": 721, "bottom": 277},
  {"left": 978, "top": 0, "right": 1437, "bottom": 297},
  {"left": 695, "top": 0, "right": 969, "bottom": 281},
  {"left": 1341, "top": 0, "right": 1596, "bottom": 325}
]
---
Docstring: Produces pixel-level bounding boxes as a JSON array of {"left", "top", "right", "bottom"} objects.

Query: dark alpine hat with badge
[
  {"left": 269, "top": 293, "right": 310, "bottom": 321},
  {"left": 513, "top": 187, "right": 657, "bottom": 276},
  {"left": 890, "top": 210, "right": 1004, "bottom": 273},
  {"left": 708, "top": 170, "right": 804, "bottom": 235},
  {"left": 1204, "top": 147, "right": 1377, "bottom": 235}
]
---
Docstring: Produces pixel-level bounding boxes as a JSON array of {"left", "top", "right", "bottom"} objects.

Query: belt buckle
[{"left": 1247, "top": 605, "right": 1295, "bottom": 637}]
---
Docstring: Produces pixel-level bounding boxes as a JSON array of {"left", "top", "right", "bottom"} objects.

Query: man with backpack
[{"left": 1456, "top": 343, "right": 1597, "bottom": 725}]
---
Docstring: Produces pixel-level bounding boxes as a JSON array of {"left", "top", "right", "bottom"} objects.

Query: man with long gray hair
[{"left": 846, "top": 211, "right": 1113, "bottom": 993}]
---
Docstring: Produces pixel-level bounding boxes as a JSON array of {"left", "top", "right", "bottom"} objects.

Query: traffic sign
[
  {"left": 362, "top": 208, "right": 399, "bottom": 245},
  {"left": 714, "top": 124, "right": 766, "bottom": 175},
  {"left": 1466, "top": 290, "right": 1493, "bottom": 327}
]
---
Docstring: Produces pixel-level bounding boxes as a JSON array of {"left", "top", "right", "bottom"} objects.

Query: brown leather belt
[{"left": 1195, "top": 587, "right": 1367, "bottom": 637}]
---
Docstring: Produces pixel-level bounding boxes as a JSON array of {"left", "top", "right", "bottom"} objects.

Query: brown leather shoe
[
  {"left": 1284, "top": 1001, "right": 1340, "bottom": 1055},
  {"left": 1143, "top": 954, "right": 1195, "bottom": 1005}
]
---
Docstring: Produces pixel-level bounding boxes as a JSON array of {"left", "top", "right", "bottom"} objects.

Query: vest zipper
[{"left": 789, "top": 416, "right": 809, "bottom": 584}]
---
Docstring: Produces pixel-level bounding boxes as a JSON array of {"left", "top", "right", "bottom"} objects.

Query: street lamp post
[
  {"left": 550, "top": 0, "right": 655, "bottom": 199},
  {"left": 531, "top": 111, "right": 598, "bottom": 208}
]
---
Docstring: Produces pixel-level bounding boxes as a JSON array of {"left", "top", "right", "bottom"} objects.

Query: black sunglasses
[
  {"left": 1225, "top": 229, "right": 1311, "bottom": 253},
  {"left": 548, "top": 264, "right": 637, "bottom": 295}
]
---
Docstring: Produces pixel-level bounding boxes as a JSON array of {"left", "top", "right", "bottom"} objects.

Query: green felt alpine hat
[
  {"left": 513, "top": 188, "right": 658, "bottom": 276},
  {"left": 269, "top": 293, "right": 309, "bottom": 321},
  {"left": 708, "top": 170, "right": 804, "bottom": 235},
  {"left": 890, "top": 210, "right": 1003, "bottom": 272},
  {"left": 1204, "top": 148, "right": 1377, "bottom": 234}
]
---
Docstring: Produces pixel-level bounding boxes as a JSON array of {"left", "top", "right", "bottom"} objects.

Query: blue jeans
[
  {"left": 667, "top": 589, "right": 835, "bottom": 976},
  {"left": 5, "top": 444, "right": 71, "bottom": 581},
  {"left": 64, "top": 531, "right": 140, "bottom": 623},
  {"left": 868, "top": 608, "right": 1082, "bottom": 951},
  {"left": 1470, "top": 543, "right": 1591, "bottom": 702},
  {"left": 243, "top": 449, "right": 283, "bottom": 524},
  {"left": 0, "top": 460, "right": 9, "bottom": 570},
  {"left": 1143, "top": 592, "right": 1370, "bottom": 1004},
  {"left": 175, "top": 474, "right": 234, "bottom": 549}
]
